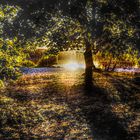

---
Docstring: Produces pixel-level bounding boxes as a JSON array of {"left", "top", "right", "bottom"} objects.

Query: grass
[{"left": 0, "top": 71, "right": 140, "bottom": 140}]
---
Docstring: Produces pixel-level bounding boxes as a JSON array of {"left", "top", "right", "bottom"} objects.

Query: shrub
[
  {"left": 22, "top": 60, "right": 36, "bottom": 67},
  {"left": 37, "top": 55, "right": 57, "bottom": 67},
  {"left": 0, "top": 6, "right": 25, "bottom": 82},
  {"left": 0, "top": 38, "right": 26, "bottom": 80}
]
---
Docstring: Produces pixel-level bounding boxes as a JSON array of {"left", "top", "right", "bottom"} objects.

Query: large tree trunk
[{"left": 84, "top": 38, "right": 94, "bottom": 92}]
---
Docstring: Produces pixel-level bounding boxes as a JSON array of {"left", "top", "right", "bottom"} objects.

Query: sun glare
[{"left": 63, "top": 61, "right": 85, "bottom": 71}]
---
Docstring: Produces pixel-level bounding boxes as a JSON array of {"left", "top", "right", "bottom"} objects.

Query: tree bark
[
  {"left": 84, "top": 38, "right": 94, "bottom": 70},
  {"left": 84, "top": 38, "right": 94, "bottom": 91}
]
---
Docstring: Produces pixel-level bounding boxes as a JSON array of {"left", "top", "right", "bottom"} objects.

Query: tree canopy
[{"left": 0, "top": 0, "right": 140, "bottom": 81}]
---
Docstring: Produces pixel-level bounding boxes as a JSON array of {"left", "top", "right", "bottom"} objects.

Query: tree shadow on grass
[
  {"left": 80, "top": 73, "right": 140, "bottom": 140},
  {"left": 78, "top": 83, "right": 128, "bottom": 140},
  {"left": 1, "top": 72, "right": 140, "bottom": 140},
  {"left": 104, "top": 73, "right": 140, "bottom": 109}
]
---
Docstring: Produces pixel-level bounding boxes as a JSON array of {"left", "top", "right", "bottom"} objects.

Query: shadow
[
  {"left": 84, "top": 72, "right": 140, "bottom": 140},
  {"left": 1, "top": 71, "right": 140, "bottom": 140},
  {"left": 57, "top": 71, "right": 132, "bottom": 140},
  {"left": 103, "top": 73, "right": 140, "bottom": 108},
  {"left": 81, "top": 76, "right": 128, "bottom": 140}
]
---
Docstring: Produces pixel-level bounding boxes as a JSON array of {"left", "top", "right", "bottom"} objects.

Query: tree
[
  {"left": 0, "top": 0, "right": 139, "bottom": 85},
  {"left": 0, "top": 5, "right": 26, "bottom": 81},
  {"left": 94, "top": 0, "right": 140, "bottom": 70},
  {"left": 0, "top": 0, "right": 95, "bottom": 88}
]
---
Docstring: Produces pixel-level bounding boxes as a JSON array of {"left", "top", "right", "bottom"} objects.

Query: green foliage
[
  {"left": 0, "top": 38, "right": 26, "bottom": 80},
  {"left": 103, "top": 14, "right": 136, "bottom": 38},
  {"left": 0, "top": 5, "right": 26, "bottom": 81},
  {"left": 27, "top": 13, "right": 85, "bottom": 53},
  {"left": 94, "top": 46, "right": 140, "bottom": 70},
  {"left": 122, "top": 47, "right": 140, "bottom": 67},
  {"left": 22, "top": 60, "right": 36, "bottom": 68},
  {"left": 0, "top": 5, "right": 21, "bottom": 35}
]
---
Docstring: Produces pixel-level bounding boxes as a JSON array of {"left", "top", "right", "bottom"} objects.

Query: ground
[{"left": 0, "top": 69, "right": 140, "bottom": 140}]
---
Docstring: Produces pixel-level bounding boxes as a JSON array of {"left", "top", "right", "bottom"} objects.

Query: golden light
[
  {"left": 134, "top": 64, "right": 139, "bottom": 68},
  {"left": 94, "top": 61, "right": 100, "bottom": 68},
  {"left": 62, "top": 61, "right": 85, "bottom": 71}
]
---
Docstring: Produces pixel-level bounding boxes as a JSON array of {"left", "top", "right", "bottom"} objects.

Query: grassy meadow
[{"left": 0, "top": 71, "right": 139, "bottom": 140}]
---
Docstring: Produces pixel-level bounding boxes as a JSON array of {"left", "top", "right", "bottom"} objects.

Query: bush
[
  {"left": 0, "top": 38, "right": 26, "bottom": 80},
  {"left": 22, "top": 60, "right": 36, "bottom": 67},
  {"left": 37, "top": 55, "right": 57, "bottom": 67},
  {"left": 0, "top": 6, "right": 25, "bottom": 82}
]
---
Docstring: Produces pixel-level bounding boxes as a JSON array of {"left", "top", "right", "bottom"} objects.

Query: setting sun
[{"left": 62, "top": 61, "right": 85, "bottom": 71}]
